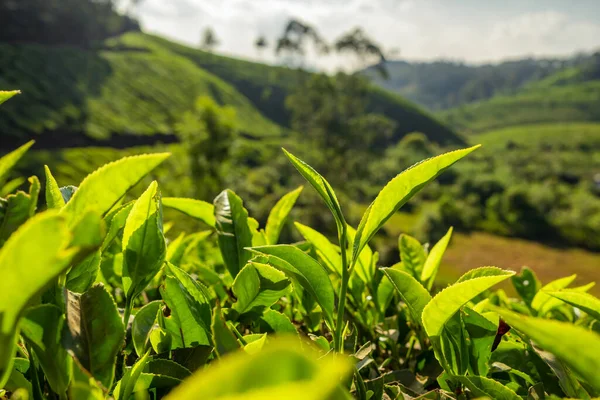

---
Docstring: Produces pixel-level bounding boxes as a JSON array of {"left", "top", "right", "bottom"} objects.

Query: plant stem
[
  {"left": 334, "top": 227, "right": 349, "bottom": 353},
  {"left": 123, "top": 297, "right": 133, "bottom": 327}
]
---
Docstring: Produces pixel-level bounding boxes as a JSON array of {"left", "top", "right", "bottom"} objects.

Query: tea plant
[{"left": 0, "top": 90, "right": 599, "bottom": 399}]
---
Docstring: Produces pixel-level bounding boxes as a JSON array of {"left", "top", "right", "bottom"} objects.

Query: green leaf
[
  {"left": 159, "top": 264, "right": 212, "bottom": 349},
  {"left": 232, "top": 263, "right": 292, "bottom": 319},
  {"left": 258, "top": 310, "right": 298, "bottom": 334},
  {"left": 20, "top": 304, "right": 72, "bottom": 396},
  {"left": 282, "top": 149, "right": 346, "bottom": 235},
  {"left": 382, "top": 268, "right": 431, "bottom": 324},
  {"left": 461, "top": 307, "right": 498, "bottom": 376},
  {"left": 545, "top": 290, "right": 600, "bottom": 321},
  {"left": 347, "top": 224, "right": 375, "bottom": 284},
  {"left": 399, "top": 234, "right": 426, "bottom": 280},
  {"left": 0, "top": 177, "right": 25, "bottom": 197},
  {"left": 114, "top": 350, "right": 151, "bottom": 400},
  {"left": 422, "top": 267, "right": 514, "bottom": 337},
  {"left": 531, "top": 274, "right": 576, "bottom": 313},
  {"left": 0, "top": 176, "right": 40, "bottom": 245},
  {"left": 421, "top": 227, "right": 453, "bottom": 289},
  {"left": 66, "top": 250, "right": 102, "bottom": 293},
  {"left": 352, "top": 146, "right": 479, "bottom": 263},
  {"left": 162, "top": 197, "right": 215, "bottom": 227},
  {"left": 532, "top": 346, "right": 590, "bottom": 399},
  {"left": 493, "top": 306, "right": 600, "bottom": 392},
  {"left": 265, "top": 186, "right": 303, "bottom": 245},
  {"left": 100, "top": 201, "right": 134, "bottom": 252},
  {"left": 63, "top": 283, "right": 125, "bottom": 390},
  {"left": 295, "top": 222, "right": 341, "bottom": 276},
  {"left": 0, "top": 211, "right": 77, "bottom": 387},
  {"left": 211, "top": 303, "right": 241, "bottom": 357},
  {"left": 511, "top": 267, "right": 541, "bottom": 307},
  {"left": 164, "top": 337, "right": 352, "bottom": 400},
  {"left": 144, "top": 359, "right": 191, "bottom": 380},
  {"left": 44, "top": 165, "right": 65, "bottom": 209},
  {"left": 0, "top": 90, "right": 20, "bottom": 106},
  {"left": 452, "top": 375, "right": 520, "bottom": 400},
  {"left": 122, "top": 181, "right": 166, "bottom": 306},
  {"left": 214, "top": 189, "right": 253, "bottom": 279},
  {"left": 250, "top": 245, "right": 335, "bottom": 328},
  {"left": 132, "top": 301, "right": 162, "bottom": 357},
  {"left": 244, "top": 333, "right": 268, "bottom": 354},
  {"left": 60, "top": 152, "right": 170, "bottom": 225},
  {"left": 0, "top": 140, "right": 33, "bottom": 185}
]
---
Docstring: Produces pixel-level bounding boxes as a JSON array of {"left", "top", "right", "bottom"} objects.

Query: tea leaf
[
  {"left": 63, "top": 284, "right": 125, "bottom": 390},
  {"left": 493, "top": 306, "right": 600, "bottom": 392},
  {"left": 452, "top": 375, "right": 520, "bottom": 400},
  {"left": 160, "top": 264, "right": 212, "bottom": 349},
  {"left": 295, "top": 221, "right": 341, "bottom": 276},
  {"left": 399, "top": 234, "right": 426, "bottom": 280},
  {"left": 214, "top": 189, "right": 253, "bottom": 279},
  {"left": 0, "top": 212, "right": 76, "bottom": 387},
  {"left": 211, "top": 303, "right": 240, "bottom": 357},
  {"left": 0, "top": 176, "right": 40, "bottom": 245},
  {"left": 265, "top": 186, "right": 303, "bottom": 244},
  {"left": 545, "top": 290, "right": 600, "bottom": 321},
  {"left": 250, "top": 245, "right": 335, "bottom": 328},
  {"left": 353, "top": 146, "right": 479, "bottom": 262},
  {"left": 132, "top": 301, "right": 162, "bottom": 357},
  {"left": 0, "top": 90, "right": 20, "bottom": 106},
  {"left": 232, "top": 263, "right": 292, "bottom": 318},
  {"left": 283, "top": 149, "right": 346, "bottom": 235},
  {"left": 21, "top": 304, "right": 72, "bottom": 396},
  {"left": 531, "top": 274, "right": 576, "bottom": 313},
  {"left": 511, "top": 267, "right": 541, "bottom": 307},
  {"left": 44, "top": 165, "right": 65, "bottom": 209},
  {"left": 421, "top": 227, "right": 453, "bottom": 289},
  {"left": 162, "top": 197, "right": 215, "bottom": 227},
  {"left": 122, "top": 181, "right": 166, "bottom": 305},
  {"left": 61, "top": 153, "right": 170, "bottom": 225},
  {"left": 422, "top": 267, "right": 514, "bottom": 337},
  {"left": 382, "top": 268, "right": 431, "bottom": 323},
  {"left": 0, "top": 140, "right": 33, "bottom": 185}
]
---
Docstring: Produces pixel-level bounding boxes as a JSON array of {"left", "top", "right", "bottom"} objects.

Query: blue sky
[{"left": 132, "top": 0, "right": 600, "bottom": 70}]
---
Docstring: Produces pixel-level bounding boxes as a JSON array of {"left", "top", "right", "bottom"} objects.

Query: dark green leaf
[
  {"left": 511, "top": 267, "right": 541, "bottom": 307},
  {"left": 63, "top": 283, "right": 125, "bottom": 390},
  {"left": 250, "top": 245, "right": 335, "bottom": 328},
  {"left": 211, "top": 303, "right": 240, "bottom": 357},
  {"left": 66, "top": 250, "right": 101, "bottom": 293},
  {"left": 20, "top": 304, "right": 72, "bottom": 396},
  {"left": 133, "top": 301, "right": 162, "bottom": 357}
]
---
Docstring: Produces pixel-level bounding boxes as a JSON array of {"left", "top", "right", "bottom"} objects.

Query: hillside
[
  {"left": 363, "top": 53, "right": 596, "bottom": 111},
  {"left": 0, "top": 32, "right": 462, "bottom": 149}
]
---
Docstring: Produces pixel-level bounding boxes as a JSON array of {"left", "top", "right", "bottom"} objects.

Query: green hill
[{"left": 0, "top": 32, "right": 462, "bottom": 149}]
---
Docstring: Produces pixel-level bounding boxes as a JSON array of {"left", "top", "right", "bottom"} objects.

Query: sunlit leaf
[
  {"left": 546, "top": 290, "right": 600, "bottom": 321},
  {"left": 421, "top": 227, "right": 453, "bottom": 289},
  {"left": 162, "top": 197, "right": 215, "bottom": 227},
  {"left": 44, "top": 165, "right": 65, "bottom": 209},
  {"left": 353, "top": 146, "right": 479, "bottom": 263},
  {"left": 214, "top": 189, "right": 253, "bottom": 278},
  {"left": 265, "top": 186, "right": 303, "bottom": 245},
  {"left": 382, "top": 268, "right": 431, "bottom": 324},
  {"left": 0, "top": 140, "right": 33, "bottom": 185}
]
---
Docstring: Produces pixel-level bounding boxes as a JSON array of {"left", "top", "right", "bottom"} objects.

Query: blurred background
[{"left": 1, "top": 0, "right": 599, "bottom": 289}]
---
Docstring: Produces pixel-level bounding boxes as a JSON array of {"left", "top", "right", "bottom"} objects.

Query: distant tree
[
  {"left": 0, "top": 0, "right": 140, "bottom": 46},
  {"left": 275, "top": 18, "right": 329, "bottom": 68},
  {"left": 175, "top": 96, "right": 237, "bottom": 200},
  {"left": 201, "top": 27, "right": 220, "bottom": 52},
  {"left": 335, "top": 27, "right": 389, "bottom": 78},
  {"left": 255, "top": 36, "right": 268, "bottom": 58},
  {"left": 285, "top": 73, "right": 396, "bottom": 187}
]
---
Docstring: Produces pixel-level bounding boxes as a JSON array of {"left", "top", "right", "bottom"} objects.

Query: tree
[
  {"left": 335, "top": 27, "right": 389, "bottom": 79},
  {"left": 255, "top": 36, "right": 268, "bottom": 57},
  {"left": 175, "top": 96, "right": 237, "bottom": 200},
  {"left": 201, "top": 27, "right": 219, "bottom": 52},
  {"left": 285, "top": 73, "right": 396, "bottom": 190},
  {"left": 275, "top": 18, "right": 329, "bottom": 68}
]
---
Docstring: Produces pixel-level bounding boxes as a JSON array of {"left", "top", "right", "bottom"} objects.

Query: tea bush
[{"left": 0, "top": 90, "right": 599, "bottom": 399}]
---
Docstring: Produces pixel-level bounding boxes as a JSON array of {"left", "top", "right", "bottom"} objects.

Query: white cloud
[{"left": 133, "top": 0, "right": 600, "bottom": 70}]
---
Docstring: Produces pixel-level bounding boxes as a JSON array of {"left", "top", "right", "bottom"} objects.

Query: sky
[{"left": 131, "top": 0, "right": 600, "bottom": 71}]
